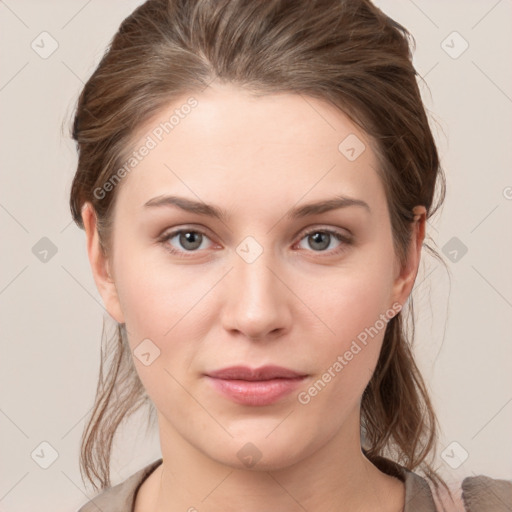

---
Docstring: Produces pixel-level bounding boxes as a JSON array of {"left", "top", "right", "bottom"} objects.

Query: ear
[
  {"left": 82, "top": 203, "right": 125, "bottom": 324},
  {"left": 391, "top": 206, "right": 427, "bottom": 307}
]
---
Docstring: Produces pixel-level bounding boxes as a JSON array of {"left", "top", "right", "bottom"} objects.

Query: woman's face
[{"left": 86, "top": 82, "right": 420, "bottom": 471}]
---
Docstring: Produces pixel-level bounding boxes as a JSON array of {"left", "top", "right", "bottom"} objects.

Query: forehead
[{"left": 116, "top": 83, "right": 386, "bottom": 215}]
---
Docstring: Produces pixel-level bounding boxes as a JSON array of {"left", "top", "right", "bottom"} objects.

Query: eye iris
[
  {"left": 180, "top": 231, "right": 202, "bottom": 250},
  {"left": 308, "top": 232, "right": 330, "bottom": 251},
  {"left": 173, "top": 231, "right": 338, "bottom": 252}
]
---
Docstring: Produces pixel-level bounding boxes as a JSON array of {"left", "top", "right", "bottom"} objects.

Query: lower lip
[{"left": 206, "top": 376, "right": 306, "bottom": 406}]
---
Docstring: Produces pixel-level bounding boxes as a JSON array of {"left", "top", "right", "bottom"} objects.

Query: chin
[{"left": 202, "top": 433, "right": 314, "bottom": 473}]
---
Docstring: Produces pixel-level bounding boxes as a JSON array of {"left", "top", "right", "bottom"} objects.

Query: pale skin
[{"left": 83, "top": 82, "right": 426, "bottom": 512}]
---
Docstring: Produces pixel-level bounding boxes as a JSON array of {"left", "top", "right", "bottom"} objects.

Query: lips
[
  {"left": 206, "top": 365, "right": 306, "bottom": 381},
  {"left": 205, "top": 365, "right": 307, "bottom": 406}
]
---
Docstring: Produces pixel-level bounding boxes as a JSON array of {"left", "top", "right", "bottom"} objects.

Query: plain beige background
[{"left": 1, "top": 1, "right": 511, "bottom": 511}]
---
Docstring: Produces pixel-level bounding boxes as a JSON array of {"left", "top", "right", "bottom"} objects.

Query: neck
[{"left": 140, "top": 410, "right": 404, "bottom": 512}]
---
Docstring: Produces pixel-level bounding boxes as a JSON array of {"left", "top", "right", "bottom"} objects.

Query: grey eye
[
  {"left": 306, "top": 231, "right": 332, "bottom": 251},
  {"left": 176, "top": 231, "right": 203, "bottom": 251}
]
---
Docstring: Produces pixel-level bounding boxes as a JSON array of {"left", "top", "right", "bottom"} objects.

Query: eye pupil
[
  {"left": 167, "top": 229, "right": 343, "bottom": 255},
  {"left": 180, "top": 231, "right": 202, "bottom": 250},
  {"left": 308, "top": 232, "right": 330, "bottom": 251}
]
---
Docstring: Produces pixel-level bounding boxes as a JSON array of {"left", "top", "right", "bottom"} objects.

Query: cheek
[
  {"left": 296, "top": 282, "right": 391, "bottom": 421},
  {"left": 297, "top": 252, "right": 396, "bottom": 399},
  {"left": 112, "top": 260, "right": 211, "bottom": 414},
  {"left": 111, "top": 247, "right": 221, "bottom": 391},
  {"left": 312, "top": 260, "right": 395, "bottom": 348},
  {"left": 113, "top": 241, "right": 213, "bottom": 339}
]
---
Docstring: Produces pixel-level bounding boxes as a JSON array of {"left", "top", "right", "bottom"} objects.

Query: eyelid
[
  {"left": 159, "top": 224, "right": 353, "bottom": 257},
  {"left": 158, "top": 225, "right": 219, "bottom": 255},
  {"left": 159, "top": 224, "right": 217, "bottom": 243},
  {"left": 293, "top": 226, "right": 353, "bottom": 256},
  {"left": 296, "top": 224, "right": 352, "bottom": 240}
]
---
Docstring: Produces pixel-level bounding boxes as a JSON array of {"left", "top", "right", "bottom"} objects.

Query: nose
[{"left": 221, "top": 247, "right": 292, "bottom": 342}]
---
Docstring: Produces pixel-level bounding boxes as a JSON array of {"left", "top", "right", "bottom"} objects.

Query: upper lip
[{"left": 206, "top": 365, "right": 306, "bottom": 381}]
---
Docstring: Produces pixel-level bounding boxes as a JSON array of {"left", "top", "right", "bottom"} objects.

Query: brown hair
[{"left": 69, "top": 0, "right": 448, "bottom": 497}]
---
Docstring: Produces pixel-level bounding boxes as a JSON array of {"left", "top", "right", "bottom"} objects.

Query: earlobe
[
  {"left": 82, "top": 203, "right": 125, "bottom": 324},
  {"left": 391, "top": 205, "right": 427, "bottom": 308}
]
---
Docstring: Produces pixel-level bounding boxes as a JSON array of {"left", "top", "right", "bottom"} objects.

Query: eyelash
[{"left": 158, "top": 226, "right": 353, "bottom": 259}]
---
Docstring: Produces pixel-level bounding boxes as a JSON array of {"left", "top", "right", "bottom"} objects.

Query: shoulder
[
  {"left": 370, "top": 454, "right": 512, "bottom": 512},
  {"left": 431, "top": 473, "right": 512, "bottom": 512},
  {"left": 76, "top": 459, "right": 163, "bottom": 512},
  {"left": 460, "top": 474, "right": 512, "bottom": 511}
]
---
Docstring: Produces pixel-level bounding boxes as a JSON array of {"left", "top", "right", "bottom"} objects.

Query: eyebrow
[{"left": 143, "top": 194, "right": 371, "bottom": 221}]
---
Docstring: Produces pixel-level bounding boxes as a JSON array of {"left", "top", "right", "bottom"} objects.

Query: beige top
[{"left": 76, "top": 457, "right": 512, "bottom": 512}]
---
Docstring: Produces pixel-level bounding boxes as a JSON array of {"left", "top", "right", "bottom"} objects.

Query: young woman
[{"left": 69, "top": 0, "right": 512, "bottom": 511}]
